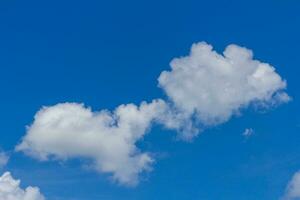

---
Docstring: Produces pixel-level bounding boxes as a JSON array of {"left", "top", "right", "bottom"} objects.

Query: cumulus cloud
[
  {"left": 0, "top": 172, "right": 45, "bottom": 200},
  {"left": 0, "top": 152, "right": 9, "bottom": 168},
  {"left": 159, "top": 42, "right": 289, "bottom": 138},
  {"left": 16, "top": 41, "right": 290, "bottom": 185},
  {"left": 16, "top": 100, "right": 167, "bottom": 186},
  {"left": 283, "top": 171, "right": 300, "bottom": 200}
]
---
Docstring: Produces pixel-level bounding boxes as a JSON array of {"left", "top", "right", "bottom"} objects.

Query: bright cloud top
[
  {"left": 0, "top": 172, "right": 45, "bottom": 200},
  {"left": 283, "top": 171, "right": 300, "bottom": 200},
  {"left": 16, "top": 42, "right": 290, "bottom": 185},
  {"left": 159, "top": 42, "right": 289, "bottom": 135},
  {"left": 16, "top": 100, "right": 167, "bottom": 186}
]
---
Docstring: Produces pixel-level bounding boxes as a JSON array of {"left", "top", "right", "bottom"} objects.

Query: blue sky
[{"left": 0, "top": 0, "right": 300, "bottom": 200}]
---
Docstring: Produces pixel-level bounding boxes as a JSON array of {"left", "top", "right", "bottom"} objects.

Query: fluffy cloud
[
  {"left": 0, "top": 172, "right": 45, "bottom": 200},
  {"left": 283, "top": 171, "right": 300, "bottom": 200},
  {"left": 159, "top": 42, "right": 289, "bottom": 138},
  {"left": 0, "top": 152, "right": 9, "bottom": 168},
  {"left": 16, "top": 100, "right": 167, "bottom": 186},
  {"left": 16, "top": 41, "right": 290, "bottom": 186}
]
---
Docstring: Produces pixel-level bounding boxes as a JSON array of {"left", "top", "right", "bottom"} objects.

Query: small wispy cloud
[
  {"left": 242, "top": 128, "right": 254, "bottom": 138},
  {"left": 0, "top": 151, "right": 9, "bottom": 168}
]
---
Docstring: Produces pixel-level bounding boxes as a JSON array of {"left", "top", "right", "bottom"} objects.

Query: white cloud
[
  {"left": 0, "top": 152, "right": 9, "bottom": 168},
  {"left": 283, "top": 171, "right": 300, "bottom": 200},
  {"left": 242, "top": 128, "right": 254, "bottom": 138},
  {"left": 16, "top": 41, "right": 290, "bottom": 186},
  {"left": 0, "top": 172, "right": 45, "bottom": 200},
  {"left": 16, "top": 100, "right": 167, "bottom": 186},
  {"left": 159, "top": 42, "right": 289, "bottom": 138}
]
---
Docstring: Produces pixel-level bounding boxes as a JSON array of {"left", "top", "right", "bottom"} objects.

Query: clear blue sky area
[{"left": 0, "top": 0, "right": 300, "bottom": 199}]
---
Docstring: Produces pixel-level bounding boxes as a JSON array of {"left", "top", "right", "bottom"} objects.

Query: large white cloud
[
  {"left": 159, "top": 42, "right": 289, "bottom": 138},
  {"left": 16, "top": 41, "right": 290, "bottom": 186},
  {"left": 0, "top": 172, "right": 45, "bottom": 200},
  {"left": 16, "top": 100, "right": 167, "bottom": 186},
  {"left": 283, "top": 171, "right": 300, "bottom": 200}
]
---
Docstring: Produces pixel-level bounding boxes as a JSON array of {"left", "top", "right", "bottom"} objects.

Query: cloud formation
[
  {"left": 16, "top": 100, "right": 167, "bottom": 186},
  {"left": 16, "top": 42, "right": 289, "bottom": 185},
  {"left": 159, "top": 42, "right": 289, "bottom": 138},
  {"left": 283, "top": 171, "right": 300, "bottom": 200},
  {"left": 0, "top": 172, "right": 45, "bottom": 200}
]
